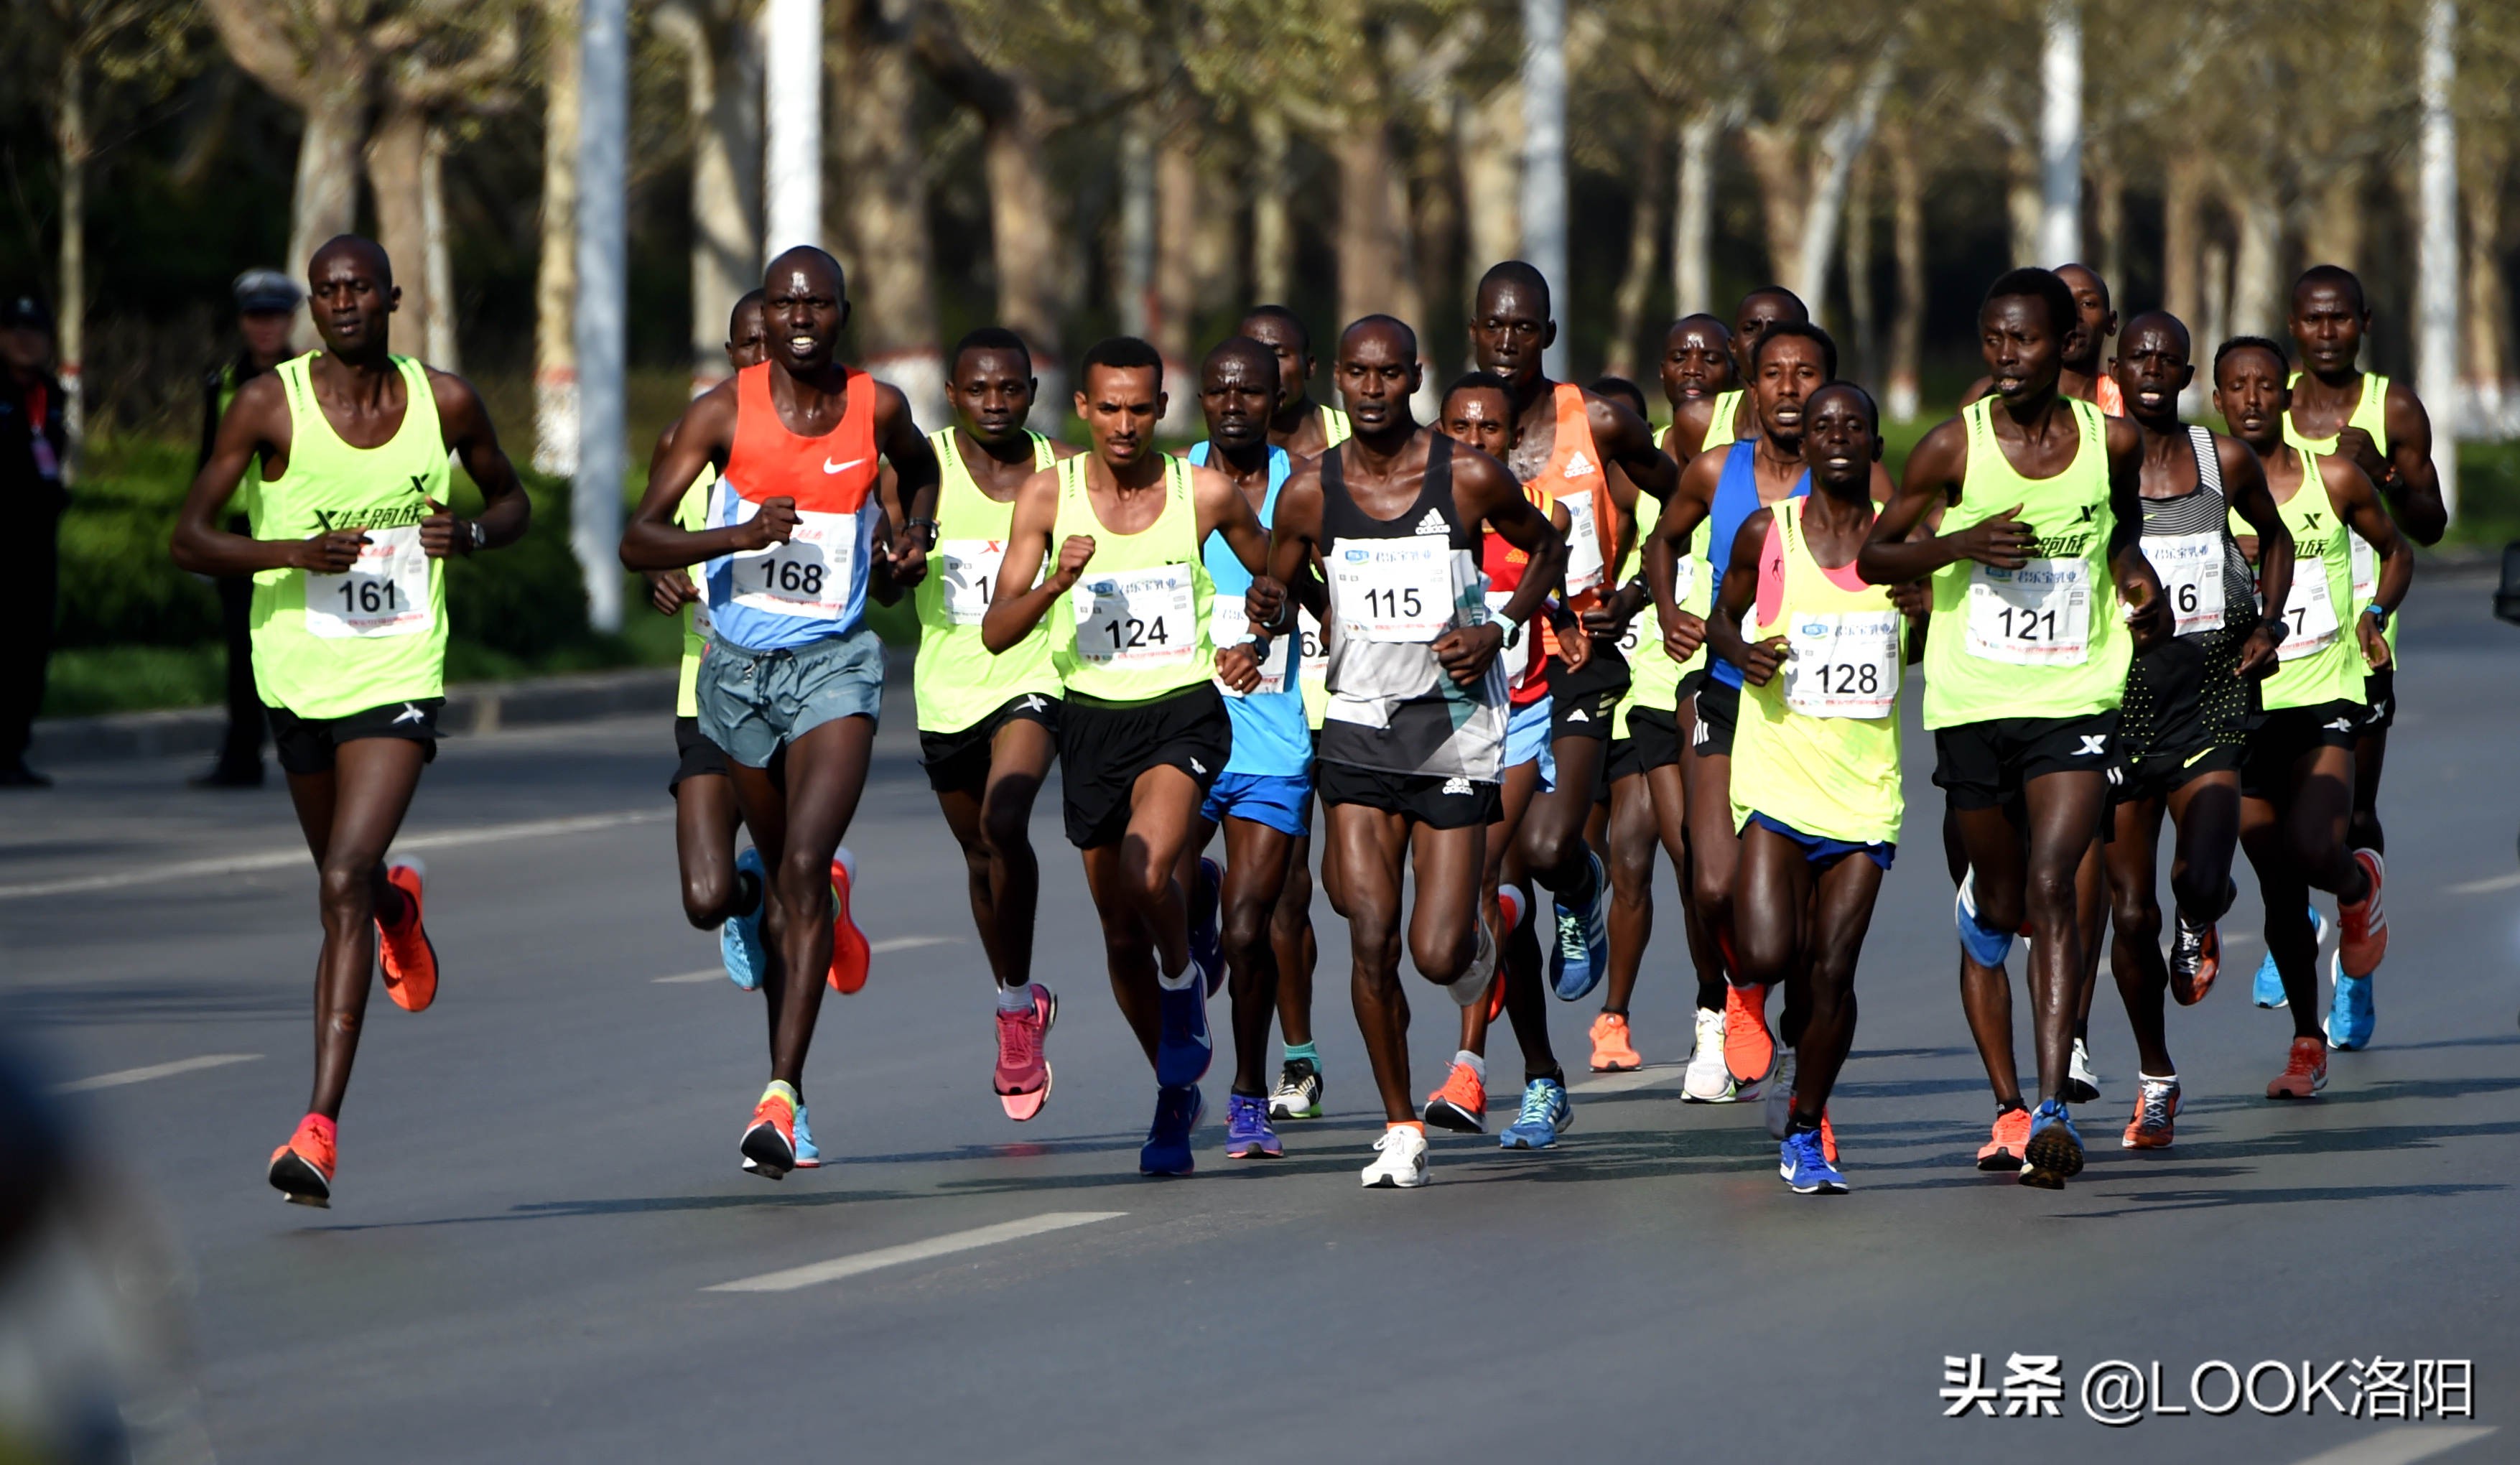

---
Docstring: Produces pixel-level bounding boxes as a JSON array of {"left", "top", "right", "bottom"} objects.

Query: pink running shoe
[{"left": 995, "top": 983, "right": 1057, "bottom": 1121}]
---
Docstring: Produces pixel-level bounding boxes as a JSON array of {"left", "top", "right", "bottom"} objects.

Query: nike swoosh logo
[{"left": 823, "top": 457, "right": 868, "bottom": 475}]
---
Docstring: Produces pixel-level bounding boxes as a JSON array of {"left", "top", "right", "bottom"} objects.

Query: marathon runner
[
  {"left": 1265, "top": 316, "right": 1566, "bottom": 1187},
  {"left": 1669, "top": 288, "right": 1809, "bottom": 470},
  {"left": 2213, "top": 335, "right": 2406, "bottom": 1087},
  {"left": 913, "top": 327, "right": 1080, "bottom": 1121},
  {"left": 2101, "top": 312, "right": 2292, "bottom": 1148},
  {"left": 1861, "top": 266, "right": 2168, "bottom": 1189},
  {"left": 173, "top": 235, "right": 531, "bottom": 1206},
  {"left": 622, "top": 246, "right": 939, "bottom": 1180},
  {"left": 980, "top": 335, "right": 1278, "bottom": 1177}
]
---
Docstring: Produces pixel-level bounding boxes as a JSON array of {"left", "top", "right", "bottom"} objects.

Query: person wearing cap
[
  {"left": 191, "top": 269, "right": 305, "bottom": 787},
  {"left": 0, "top": 293, "right": 67, "bottom": 788}
]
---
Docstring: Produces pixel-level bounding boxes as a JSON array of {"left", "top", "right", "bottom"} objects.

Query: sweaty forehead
[
  {"left": 1204, "top": 350, "right": 1273, "bottom": 388},
  {"left": 955, "top": 345, "right": 1028, "bottom": 379},
  {"left": 1341, "top": 326, "right": 1411, "bottom": 363},
  {"left": 1477, "top": 282, "right": 1545, "bottom": 320},
  {"left": 1445, "top": 387, "right": 1507, "bottom": 417}
]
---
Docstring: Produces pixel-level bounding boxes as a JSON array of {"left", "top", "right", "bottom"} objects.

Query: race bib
[
  {"left": 1966, "top": 557, "right": 2091, "bottom": 665},
  {"left": 690, "top": 600, "right": 713, "bottom": 639},
  {"left": 1298, "top": 606, "right": 1328, "bottom": 681},
  {"left": 1212, "top": 592, "right": 1291, "bottom": 697},
  {"left": 2144, "top": 531, "right": 2226, "bottom": 638},
  {"left": 1781, "top": 609, "right": 1900, "bottom": 718},
  {"left": 304, "top": 524, "right": 430, "bottom": 639},
  {"left": 728, "top": 506, "right": 858, "bottom": 620},
  {"left": 1562, "top": 490, "right": 1607, "bottom": 596},
  {"left": 1332, "top": 539, "right": 1453, "bottom": 642},
  {"left": 2278, "top": 566, "right": 2340, "bottom": 659},
  {"left": 1071, "top": 564, "right": 1196, "bottom": 667},
  {"left": 934, "top": 537, "right": 1040, "bottom": 626}
]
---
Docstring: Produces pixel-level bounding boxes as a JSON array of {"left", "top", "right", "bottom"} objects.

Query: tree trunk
[
  {"left": 1459, "top": 79, "right": 1520, "bottom": 279},
  {"left": 1672, "top": 106, "right": 1717, "bottom": 317},
  {"left": 1844, "top": 151, "right": 1876, "bottom": 385},
  {"left": 982, "top": 83, "right": 1071, "bottom": 409},
  {"left": 2036, "top": 0, "right": 2082, "bottom": 266},
  {"left": 1739, "top": 122, "right": 1808, "bottom": 288},
  {"left": 534, "top": 0, "right": 580, "bottom": 474},
  {"left": 2091, "top": 151, "right": 2124, "bottom": 295},
  {"left": 288, "top": 88, "right": 368, "bottom": 348},
  {"left": 1116, "top": 103, "right": 1156, "bottom": 338},
  {"left": 2461, "top": 136, "right": 2511, "bottom": 434},
  {"left": 1332, "top": 113, "right": 1410, "bottom": 332},
  {"left": 1251, "top": 107, "right": 1293, "bottom": 306},
  {"left": 2006, "top": 137, "right": 2041, "bottom": 267},
  {"left": 55, "top": 46, "right": 86, "bottom": 462},
  {"left": 2195, "top": 237, "right": 2231, "bottom": 418},
  {"left": 1410, "top": 126, "right": 1460, "bottom": 378},
  {"left": 831, "top": 0, "right": 944, "bottom": 426},
  {"left": 1604, "top": 124, "right": 1666, "bottom": 381},
  {"left": 659, "top": 0, "right": 763, "bottom": 393},
  {"left": 1886, "top": 117, "right": 1923, "bottom": 422},
  {"left": 421, "top": 124, "right": 460, "bottom": 372},
  {"left": 1191, "top": 152, "right": 1238, "bottom": 324},
  {"left": 2162, "top": 147, "right": 2206, "bottom": 338},
  {"left": 2228, "top": 170, "right": 2282, "bottom": 340},
  {"left": 365, "top": 98, "right": 433, "bottom": 361},
  {"left": 1791, "top": 49, "right": 1897, "bottom": 316},
  {"left": 2302, "top": 162, "right": 2365, "bottom": 275},
  {"left": 1519, "top": 0, "right": 1568, "bottom": 378},
  {"left": 1153, "top": 112, "right": 1198, "bottom": 432}
]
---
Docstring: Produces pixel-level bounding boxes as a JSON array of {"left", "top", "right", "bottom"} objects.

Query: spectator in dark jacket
[
  {"left": 192, "top": 269, "right": 304, "bottom": 788},
  {"left": 0, "top": 293, "right": 68, "bottom": 787}
]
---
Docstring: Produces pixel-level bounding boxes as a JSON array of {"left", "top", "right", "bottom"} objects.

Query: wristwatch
[
  {"left": 465, "top": 518, "right": 488, "bottom": 552},
  {"left": 2364, "top": 603, "right": 2391, "bottom": 628},
  {"left": 903, "top": 517, "right": 939, "bottom": 552},
  {"left": 2259, "top": 615, "right": 2287, "bottom": 644}
]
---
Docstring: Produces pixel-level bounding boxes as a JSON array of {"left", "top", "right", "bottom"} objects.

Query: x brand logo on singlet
[{"left": 2076, "top": 505, "right": 2098, "bottom": 523}]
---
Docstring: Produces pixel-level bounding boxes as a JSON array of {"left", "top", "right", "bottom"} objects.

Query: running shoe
[
  {"left": 375, "top": 857, "right": 438, "bottom": 1013},
  {"left": 1421, "top": 1060, "right": 1487, "bottom": 1134},
  {"left": 1779, "top": 1126, "right": 1848, "bottom": 1194},
  {"left": 2066, "top": 1038, "right": 2101, "bottom": 1104},
  {"left": 2169, "top": 913, "right": 2219, "bottom": 1006},
  {"left": 1498, "top": 1075, "right": 1573, "bottom": 1150},
  {"left": 1763, "top": 1050, "right": 1799, "bottom": 1140},
  {"left": 1587, "top": 1011, "right": 1641, "bottom": 1072},
  {"left": 1155, "top": 978, "right": 1213, "bottom": 1089},
  {"left": 1269, "top": 1056, "right": 1323, "bottom": 1120},
  {"left": 1819, "top": 1111, "right": 1838, "bottom": 1165},
  {"left": 1954, "top": 872, "right": 2016, "bottom": 968},
  {"left": 1140, "top": 1084, "right": 1204, "bottom": 1176},
  {"left": 2018, "top": 1099, "right": 2084, "bottom": 1189},
  {"left": 2251, "top": 902, "right": 2325, "bottom": 1008},
  {"left": 1724, "top": 983, "right": 1773, "bottom": 1092},
  {"left": 745, "top": 1101, "right": 822, "bottom": 1173},
  {"left": 1224, "top": 1092, "right": 1283, "bottom": 1159},
  {"left": 827, "top": 848, "right": 871, "bottom": 994},
  {"left": 722, "top": 847, "right": 766, "bottom": 991},
  {"left": 1361, "top": 1125, "right": 1428, "bottom": 1189},
  {"left": 2265, "top": 1035, "right": 2328, "bottom": 1099},
  {"left": 995, "top": 983, "right": 1057, "bottom": 1121},
  {"left": 1976, "top": 1106, "right": 2032, "bottom": 1171},
  {"left": 2336, "top": 848, "right": 2388, "bottom": 977},
  {"left": 1681, "top": 1007, "right": 1736, "bottom": 1103},
  {"left": 1548, "top": 850, "right": 1613, "bottom": 1000},
  {"left": 741, "top": 1082, "right": 799, "bottom": 1178},
  {"left": 2121, "top": 1076, "right": 2179, "bottom": 1150},
  {"left": 266, "top": 1113, "right": 336, "bottom": 1207},
  {"left": 2325, "top": 953, "right": 2375, "bottom": 1051},
  {"left": 1192, "top": 857, "right": 1226, "bottom": 997}
]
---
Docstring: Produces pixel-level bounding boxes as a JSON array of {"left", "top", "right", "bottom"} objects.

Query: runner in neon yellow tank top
[
  {"left": 2213, "top": 336, "right": 2409, "bottom": 1085},
  {"left": 1668, "top": 285, "right": 1810, "bottom": 473},
  {"left": 1861, "top": 267, "right": 2170, "bottom": 1191},
  {"left": 173, "top": 235, "right": 531, "bottom": 1207},
  {"left": 911, "top": 327, "right": 1081, "bottom": 1124},
  {"left": 981, "top": 335, "right": 1278, "bottom": 1177}
]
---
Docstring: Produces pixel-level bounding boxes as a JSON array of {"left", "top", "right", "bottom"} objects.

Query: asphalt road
[{"left": 4, "top": 572, "right": 2516, "bottom": 1465}]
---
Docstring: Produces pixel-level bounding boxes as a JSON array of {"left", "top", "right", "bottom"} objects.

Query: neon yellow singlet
[
  {"left": 674, "top": 465, "right": 715, "bottom": 719},
  {"left": 1051, "top": 453, "right": 1214, "bottom": 702},
  {"left": 248, "top": 353, "right": 450, "bottom": 719},
  {"left": 1701, "top": 389, "right": 1744, "bottom": 455},
  {"left": 915, "top": 427, "right": 1064, "bottom": 732},
  {"left": 1921, "top": 396, "right": 2128, "bottom": 730},
  {"left": 1729, "top": 498, "right": 1905, "bottom": 845},
  {"left": 2260, "top": 448, "right": 2368, "bottom": 712},
  {"left": 2282, "top": 371, "right": 2398, "bottom": 659},
  {"left": 1319, "top": 404, "right": 1352, "bottom": 450},
  {"left": 1609, "top": 490, "right": 1711, "bottom": 737}
]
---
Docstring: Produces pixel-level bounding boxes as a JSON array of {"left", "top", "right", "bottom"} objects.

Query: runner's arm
[
  {"left": 1443, "top": 446, "right": 1564, "bottom": 684},
  {"left": 2329, "top": 457, "right": 2412, "bottom": 669},
  {"left": 2105, "top": 417, "right": 2170, "bottom": 646},
  {"left": 1643, "top": 448, "right": 1719, "bottom": 662},
  {"left": 1664, "top": 402, "right": 1714, "bottom": 468},
  {"left": 621, "top": 387, "right": 791, "bottom": 572},
  {"left": 1591, "top": 393, "right": 1677, "bottom": 501},
  {"left": 169, "top": 375, "right": 352, "bottom": 577},
  {"left": 1265, "top": 467, "right": 1328, "bottom": 620},
  {"left": 874, "top": 383, "right": 938, "bottom": 586},
  {"left": 1706, "top": 508, "right": 1783, "bottom": 686},
  {"left": 428, "top": 369, "right": 530, "bottom": 557},
  {"left": 2219, "top": 434, "right": 2292, "bottom": 678},
  {"left": 1191, "top": 462, "right": 1284, "bottom": 632},
  {"left": 981, "top": 466, "right": 1074, "bottom": 654},
  {"left": 2373, "top": 381, "right": 2446, "bottom": 547},
  {"left": 1859, "top": 418, "right": 2020, "bottom": 583}
]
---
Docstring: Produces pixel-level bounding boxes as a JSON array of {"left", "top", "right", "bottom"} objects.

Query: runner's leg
[
  {"left": 675, "top": 770, "right": 744, "bottom": 929},
  {"left": 2103, "top": 795, "right": 2175, "bottom": 1078},
  {"left": 1602, "top": 769, "right": 1657, "bottom": 1017},
  {"left": 1217, "top": 816, "right": 1296, "bottom": 1097},
  {"left": 1948, "top": 803, "right": 2022, "bottom": 1110},
  {"left": 1327, "top": 801, "right": 1418, "bottom": 1123},
  {"left": 1080, "top": 763, "right": 1207, "bottom": 1065},
  {"left": 286, "top": 738, "right": 427, "bottom": 1119},
  {"left": 1793, "top": 847, "right": 1883, "bottom": 1127},
  {"left": 758, "top": 715, "right": 876, "bottom": 1089}
]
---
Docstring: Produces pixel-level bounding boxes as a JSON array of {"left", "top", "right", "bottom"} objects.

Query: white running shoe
[
  {"left": 1360, "top": 1125, "right": 1429, "bottom": 1188},
  {"left": 2067, "top": 1038, "right": 2101, "bottom": 1104},
  {"left": 1682, "top": 1007, "right": 1736, "bottom": 1103}
]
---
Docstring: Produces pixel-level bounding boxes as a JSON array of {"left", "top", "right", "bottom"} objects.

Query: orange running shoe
[
  {"left": 2335, "top": 849, "right": 2387, "bottom": 977},
  {"left": 827, "top": 847, "right": 872, "bottom": 995},
  {"left": 267, "top": 1113, "right": 337, "bottom": 1206},
  {"left": 2265, "top": 1036, "right": 2328, "bottom": 1099},
  {"left": 1421, "top": 1060, "right": 1487, "bottom": 1134},
  {"left": 1588, "top": 1011, "right": 1642, "bottom": 1072},
  {"left": 375, "top": 858, "right": 437, "bottom": 1013},
  {"left": 1723, "top": 983, "right": 1773, "bottom": 1089},
  {"left": 1975, "top": 1106, "right": 2032, "bottom": 1171},
  {"left": 1819, "top": 1110, "right": 1838, "bottom": 1166},
  {"left": 741, "top": 1082, "right": 799, "bottom": 1177},
  {"left": 2121, "top": 1076, "right": 2180, "bottom": 1148}
]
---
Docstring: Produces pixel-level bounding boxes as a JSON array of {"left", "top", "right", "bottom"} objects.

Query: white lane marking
[
  {"left": 2448, "top": 870, "right": 2520, "bottom": 895},
  {"left": 54, "top": 1053, "right": 261, "bottom": 1093},
  {"left": 0, "top": 810, "right": 669, "bottom": 901},
  {"left": 705, "top": 1211, "right": 1126, "bottom": 1293},
  {"left": 653, "top": 936, "right": 959, "bottom": 982},
  {"left": 2287, "top": 1426, "right": 2496, "bottom": 1465},
  {"left": 1569, "top": 1065, "right": 1685, "bottom": 1097}
]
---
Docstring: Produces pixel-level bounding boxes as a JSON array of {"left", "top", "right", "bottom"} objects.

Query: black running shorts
[
  {"left": 2240, "top": 699, "right": 2363, "bottom": 800},
  {"left": 1316, "top": 761, "right": 1501, "bottom": 830},
  {"left": 920, "top": 692, "right": 1063, "bottom": 795},
  {"left": 1931, "top": 711, "right": 2120, "bottom": 811},
  {"left": 267, "top": 698, "right": 442, "bottom": 777},
  {"left": 1059, "top": 684, "right": 1230, "bottom": 849}
]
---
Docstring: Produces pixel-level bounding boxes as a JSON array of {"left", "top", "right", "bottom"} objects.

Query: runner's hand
[
  {"left": 1245, "top": 575, "right": 1287, "bottom": 635},
  {"left": 1051, "top": 534, "right": 1097, "bottom": 590},
  {"left": 2334, "top": 424, "right": 2389, "bottom": 488},
  {"left": 295, "top": 529, "right": 369, "bottom": 573},
  {"left": 648, "top": 570, "right": 699, "bottom": 615},
  {"left": 1556, "top": 613, "right": 1594, "bottom": 673},
  {"left": 1214, "top": 643, "right": 1263, "bottom": 694},
  {"left": 1740, "top": 634, "right": 1788, "bottom": 687},
  {"left": 2121, "top": 577, "right": 2171, "bottom": 651},
  {"left": 1888, "top": 580, "right": 1931, "bottom": 620},
  {"left": 1953, "top": 504, "right": 2033, "bottom": 569},
  {"left": 882, "top": 535, "right": 928, "bottom": 589},
  {"left": 1432, "top": 621, "right": 1507, "bottom": 684},
  {"left": 419, "top": 498, "right": 466, "bottom": 558},
  {"left": 736, "top": 497, "right": 801, "bottom": 551},
  {"left": 2235, "top": 622, "right": 2282, "bottom": 680},
  {"left": 2356, "top": 613, "right": 2393, "bottom": 670},
  {"left": 1659, "top": 608, "right": 1706, "bottom": 664},
  {"left": 1579, "top": 584, "right": 1644, "bottom": 642}
]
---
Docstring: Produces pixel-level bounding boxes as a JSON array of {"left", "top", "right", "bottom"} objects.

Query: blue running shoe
[
  {"left": 1224, "top": 1092, "right": 1283, "bottom": 1158},
  {"left": 2251, "top": 903, "right": 2325, "bottom": 1008},
  {"left": 1140, "top": 1084, "right": 1204, "bottom": 1175},
  {"left": 721, "top": 847, "right": 766, "bottom": 991},
  {"left": 2325, "top": 952, "right": 2375, "bottom": 1051},
  {"left": 1191, "top": 857, "right": 1225, "bottom": 997},
  {"left": 1499, "top": 1075, "right": 1573, "bottom": 1150},
  {"left": 1779, "top": 1127, "right": 1848, "bottom": 1194},
  {"left": 1954, "top": 873, "right": 2014, "bottom": 969},
  {"left": 1549, "top": 850, "right": 1613, "bottom": 1000},
  {"left": 2019, "top": 1099, "right": 2084, "bottom": 1189},
  {"left": 1155, "top": 979, "right": 1214, "bottom": 1088},
  {"left": 793, "top": 1102, "right": 821, "bottom": 1168}
]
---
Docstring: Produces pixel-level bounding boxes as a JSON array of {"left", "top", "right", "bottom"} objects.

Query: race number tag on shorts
[
  {"left": 1561, "top": 490, "right": 1607, "bottom": 596},
  {"left": 1333, "top": 539, "right": 1453, "bottom": 642},
  {"left": 728, "top": 505, "right": 857, "bottom": 620},
  {"left": 1071, "top": 564, "right": 1196, "bottom": 667},
  {"left": 1212, "top": 593, "right": 1291, "bottom": 697},
  {"left": 304, "top": 524, "right": 430, "bottom": 639},
  {"left": 1966, "top": 558, "right": 2091, "bottom": 665},
  {"left": 2144, "top": 531, "right": 2226, "bottom": 638},
  {"left": 936, "top": 538, "right": 1010, "bottom": 625},
  {"left": 2278, "top": 565, "right": 2340, "bottom": 659},
  {"left": 1781, "top": 610, "right": 1900, "bottom": 718}
]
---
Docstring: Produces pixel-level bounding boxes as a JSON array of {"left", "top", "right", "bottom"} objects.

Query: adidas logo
[
  {"left": 1414, "top": 508, "right": 1450, "bottom": 536},
  {"left": 1442, "top": 777, "right": 1473, "bottom": 796},
  {"left": 1563, "top": 448, "right": 1596, "bottom": 478}
]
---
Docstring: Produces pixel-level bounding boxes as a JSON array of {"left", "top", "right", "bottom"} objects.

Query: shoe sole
[
  {"left": 1362, "top": 1169, "right": 1428, "bottom": 1189},
  {"left": 2019, "top": 1127, "right": 2085, "bottom": 1186},
  {"left": 1782, "top": 1165, "right": 1850, "bottom": 1196},
  {"left": 1421, "top": 1099, "right": 1486, "bottom": 1135},
  {"left": 1976, "top": 1150, "right": 2023, "bottom": 1172},
  {"left": 2121, "top": 1132, "right": 2174, "bottom": 1149},
  {"left": 2065, "top": 1079, "right": 2100, "bottom": 1104},
  {"left": 1590, "top": 1058, "right": 1640, "bottom": 1072},
  {"left": 1268, "top": 1097, "right": 1322, "bottom": 1120},
  {"left": 2266, "top": 1077, "right": 2328, "bottom": 1099},
  {"left": 1497, "top": 1131, "right": 1556, "bottom": 1150},
  {"left": 1682, "top": 1074, "right": 1739, "bottom": 1104},
  {"left": 269, "top": 1153, "right": 332, "bottom": 1206},
  {"left": 1226, "top": 1140, "right": 1285, "bottom": 1159},
  {"left": 740, "top": 1124, "right": 794, "bottom": 1179}
]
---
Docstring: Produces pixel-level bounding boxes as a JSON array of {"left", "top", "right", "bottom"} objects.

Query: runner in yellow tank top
[
  {"left": 1861, "top": 267, "right": 2169, "bottom": 1191},
  {"left": 2213, "top": 336, "right": 2409, "bottom": 1091},
  {"left": 1668, "top": 286, "right": 1810, "bottom": 471},
  {"left": 980, "top": 335, "right": 1278, "bottom": 1178},
  {"left": 172, "top": 235, "right": 531, "bottom": 1208}
]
